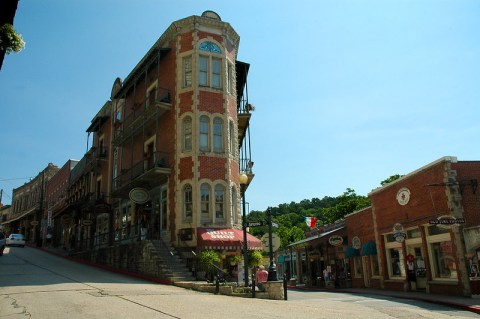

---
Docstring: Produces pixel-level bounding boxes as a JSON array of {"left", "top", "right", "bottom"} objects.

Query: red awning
[{"left": 197, "top": 228, "right": 262, "bottom": 250}]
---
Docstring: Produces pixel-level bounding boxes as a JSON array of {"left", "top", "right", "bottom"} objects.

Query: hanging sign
[
  {"left": 129, "top": 188, "right": 150, "bottom": 204},
  {"left": 352, "top": 236, "right": 361, "bottom": 249},
  {"left": 392, "top": 223, "right": 406, "bottom": 243},
  {"left": 329, "top": 235, "right": 344, "bottom": 246}
]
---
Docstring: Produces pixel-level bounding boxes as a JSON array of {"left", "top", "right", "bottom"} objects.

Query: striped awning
[{"left": 197, "top": 227, "right": 262, "bottom": 250}]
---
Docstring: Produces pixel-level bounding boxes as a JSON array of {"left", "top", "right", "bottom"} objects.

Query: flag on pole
[{"left": 305, "top": 217, "right": 317, "bottom": 228}]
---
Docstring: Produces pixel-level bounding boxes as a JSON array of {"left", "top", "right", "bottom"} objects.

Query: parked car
[
  {"left": 0, "top": 231, "right": 6, "bottom": 256},
  {"left": 6, "top": 233, "right": 25, "bottom": 247}
]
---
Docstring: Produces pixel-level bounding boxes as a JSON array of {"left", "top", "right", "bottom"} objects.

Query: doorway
[{"left": 407, "top": 244, "right": 427, "bottom": 290}]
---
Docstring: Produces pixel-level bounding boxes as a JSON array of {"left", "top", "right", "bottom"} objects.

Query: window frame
[
  {"left": 200, "top": 183, "right": 211, "bottom": 221},
  {"left": 183, "top": 56, "right": 192, "bottom": 88},
  {"left": 215, "top": 184, "right": 225, "bottom": 220},
  {"left": 426, "top": 230, "right": 458, "bottom": 281},
  {"left": 182, "top": 116, "right": 192, "bottom": 152},
  {"left": 183, "top": 184, "right": 192, "bottom": 222},
  {"left": 213, "top": 117, "right": 224, "bottom": 153}
]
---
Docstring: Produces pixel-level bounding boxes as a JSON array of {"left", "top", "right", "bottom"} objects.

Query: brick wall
[
  {"left": 198, "top": 91, "right": 223, "bottom": 113},
  {"left": 452, "top": 161, "right": 480, "bottom": 227},
  {"left": 198, "top": 156, "right": 227, "bottom": 181}
]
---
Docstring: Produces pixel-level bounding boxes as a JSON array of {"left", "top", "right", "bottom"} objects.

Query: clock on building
[{"left": 396, "top": 188, "right": 410, "bottom": 205}]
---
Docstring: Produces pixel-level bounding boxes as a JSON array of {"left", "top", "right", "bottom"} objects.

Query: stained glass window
[{"left": 199, "top": 41, "right": 221, "bottom": 53}]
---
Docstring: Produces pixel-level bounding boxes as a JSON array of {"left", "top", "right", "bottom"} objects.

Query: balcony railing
[{"left": 113, "top": 151, "right": 170, "bottom": 194}]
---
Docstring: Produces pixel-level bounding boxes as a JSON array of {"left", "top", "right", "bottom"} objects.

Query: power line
[{"left": 0, "top": 177, "right": 33, "bottom": 182}]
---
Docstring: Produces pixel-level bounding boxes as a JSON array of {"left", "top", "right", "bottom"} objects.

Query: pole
[
  {"left": 267, "top": 207, "right": 278, "bottom": 281},
  {"left": 241, "top": 184, "right": 249, "bottom": 287}
]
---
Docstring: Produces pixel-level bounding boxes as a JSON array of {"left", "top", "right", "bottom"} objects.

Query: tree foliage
[
  {"left": 0, "top": 23, "right": 25, "bottom": 54},
  {"left": 380, "top": 174, "right": 404, "bottom": 186},
  {"left": 247, "top": 188, "right": 370, "bottom": 250}
]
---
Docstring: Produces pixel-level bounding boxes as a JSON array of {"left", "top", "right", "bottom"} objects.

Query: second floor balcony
[{"left": 112, "top": 151, "right": 171, "bottom": 198}]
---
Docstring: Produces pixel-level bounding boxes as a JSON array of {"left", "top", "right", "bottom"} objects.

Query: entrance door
[
  {"left": 362, "top": 256, "right": 371, "bottom": 288},
  {"left": 407, "top": 244, "right": 427, "bottom": 290}
]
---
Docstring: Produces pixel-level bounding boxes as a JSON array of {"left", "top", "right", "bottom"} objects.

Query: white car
[
  {"left": 0, "top": 231, "right": 6, "bottom": 256},
  {"left": 6, "top": 233, "right": 25, "bottom": 247}
]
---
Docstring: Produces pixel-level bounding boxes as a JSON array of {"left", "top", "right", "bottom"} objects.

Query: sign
[
  {"left": 61, "top": 215, "right": 72, "bottom": 225},
  {"left": 429, "top": 215, "right": 465, "bottom": 229},
  {"left": 30, "top": 221, "right": 39, "bottom": 226},
  {"left": 352, "top": 236, "right": 361, "bottom": 250},
  {"left": 392, "top": 223, "right": 406, "bottom": 243},
  {"left": 261, "top": 233, "right": 281, "bottom": 252},
  {"left": 328, "top": 235, "right": 344, "bottom": 246},
  {"left": 129, "top": 188, "right": 150, "bottom": 204},
  {"left": 247, "top": 221, "right": 267, "bottom": 227},
  {"left": 271, "top": 222, "right": 279, "bottom": 228},
  {"left": 82, "top": 220, "right": 93, "bottom": 226}
]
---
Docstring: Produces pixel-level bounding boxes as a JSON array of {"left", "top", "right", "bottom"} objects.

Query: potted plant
[{"left": 227, "top": 255, "right": 241, "bottom": 266}]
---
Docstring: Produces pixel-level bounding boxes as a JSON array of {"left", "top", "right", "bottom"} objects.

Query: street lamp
[
  {"left": 239, "top": 171, "right": 249, "bottom": 287},
  {"left": 267, "top": 207, "right": 278, "bottom": 281}
]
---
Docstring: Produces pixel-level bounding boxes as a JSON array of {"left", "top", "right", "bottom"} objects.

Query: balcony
[
  {"left": 112, "top": 151, "right": 171, "bottom": 198},
  {"left": 85, "top": 146, "right": 108, "bottom": 172},
  {"left": 114, "top": 87, "right": 172, "bottom": 146},
  {"left": 237, "top": 100, "right": 253, "bottom": 149}
]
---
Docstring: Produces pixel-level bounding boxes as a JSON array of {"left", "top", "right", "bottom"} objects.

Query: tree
[
  {"left": 380, "top": 174, "right": 404, "bottom": 186},
  {"left": 0, "top": 0, "right": 22, "bottom": 70}
]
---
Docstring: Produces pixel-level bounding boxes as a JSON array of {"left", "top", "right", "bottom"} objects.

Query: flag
[{"left": 305, "top": 217, "right": 317, "bottom": 228}]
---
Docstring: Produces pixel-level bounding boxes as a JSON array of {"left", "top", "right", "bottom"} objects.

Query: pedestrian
[
  {"left": 46, "top": 233, "right": 52, "bottom": 247},
  {"left": 323, "top": 268, "right": 330, "bottom": 282},
  {"left": 256, "top": 265, "right": 268, "bottom": 291}
]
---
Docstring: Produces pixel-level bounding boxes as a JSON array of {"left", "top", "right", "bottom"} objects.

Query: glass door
[{"left": 407, "top": 244, "right": 427, "bottom": 290}]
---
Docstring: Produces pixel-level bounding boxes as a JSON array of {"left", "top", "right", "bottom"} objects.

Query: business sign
[
  {"left": 82, "top": 220, "right": 93, "bottom": 226},
  {"left": 352, "top": 236, "right": 361, "bottom": 250},
  {"left": 329, "top": 235, "right": 344, "bottom": 246},
  {"left": 429, "top": 215, "right": 465, "bottom": 229},
  {"left": 30, "top": 221, "right": 39, "bottom": 226},
  {"left": 392, "top": 223, "right": 406, "bottom": 243},
  {"left": 129, "top": 188, "right": 150, "bottom": 204}
]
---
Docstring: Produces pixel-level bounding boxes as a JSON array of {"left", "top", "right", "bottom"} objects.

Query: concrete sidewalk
[{"left": 288, "top": 284, "right": 480, "bottom": 314}]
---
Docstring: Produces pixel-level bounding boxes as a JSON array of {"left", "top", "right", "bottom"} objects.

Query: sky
[{"left": 1, "top": 0, "right": 479, "bottom": 212}]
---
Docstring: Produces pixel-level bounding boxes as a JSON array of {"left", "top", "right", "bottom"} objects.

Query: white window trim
[{"left": 426, "top": 231, "right": 458, "bottom": 282}]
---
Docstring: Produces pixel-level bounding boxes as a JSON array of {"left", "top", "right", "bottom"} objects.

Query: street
[{"left": 1, "top": 246, "right": 478, "bottom": 319}]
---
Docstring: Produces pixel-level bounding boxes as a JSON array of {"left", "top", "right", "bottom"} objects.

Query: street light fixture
[
  {"left": 267, "top": 207, "right": 278, "bottom": 281},
  {"left": 239, "top": 171, "right": 249, "bottom": 287}
]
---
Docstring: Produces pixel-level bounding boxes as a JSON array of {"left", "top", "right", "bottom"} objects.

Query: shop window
[
  {"left": 430, "top": 241, "right": 457, "bottom": 279},
  {"left": 387, "top": 247, "right": 405, "bottom": 278},
  {"left": 407, "top": 228, "right": 421, "bottom": 239},
  {"left": 428, "top": 225, "right": 450, "bottom": 236},
  {"left": 370, "top": 256, "right": 380, "bottom": 276},
  {"left": 353, "top": 257, "right": 362, "bottom": 278}
]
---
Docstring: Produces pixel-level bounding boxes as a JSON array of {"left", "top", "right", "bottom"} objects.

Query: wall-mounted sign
[
  {"left": 429, "top": 215, "right": 465, "bottom": 229},
  {"left": 82, "top": 220, "right": 93, "bottom": 226},
  {"left": 396, "top": 188, "right": 411, "bottom": 206},
  {"left": 129, "top": 188, "right": 150, "bottom": 204},
  {"left": 329, "top": 235, "right": 344, "bottom": 246},
  {"left": 352, "top": 236, "right": 361, "bottom": 250},
  {"left": 61, "top": 215, "right": 72, "bottom": 225},
  {"left": 30, "top": 221, "right": 39, "bottom": 226},
  {"left": 392, "top": 223, "right": 406, "bottom": 243}
]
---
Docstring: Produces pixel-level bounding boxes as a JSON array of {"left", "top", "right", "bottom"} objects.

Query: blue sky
[{"left": 1, "top": 0, "right": 479, "bottom": 212}]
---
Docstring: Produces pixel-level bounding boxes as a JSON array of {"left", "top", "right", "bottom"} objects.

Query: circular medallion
[
  {"left": 396, "top": 188, "right": 410, "bottom": 206},
  {"left": 129, "top": 188, "right": 150, "bottom": 204},
  {"left": 352, "top": 236, "right": 361, "bottom": 250}
]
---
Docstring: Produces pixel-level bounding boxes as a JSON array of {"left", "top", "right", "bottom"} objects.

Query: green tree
[
  {"left": 0, "top": 24, "right": 24, "bottom": 54},
  {"left": 380, "top": 174, "right": 404, "bottom": 186}
]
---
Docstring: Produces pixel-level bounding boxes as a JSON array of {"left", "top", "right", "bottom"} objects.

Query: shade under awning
[
  {"left": 345, "top": 245, "right": 360, "bottom": 257},
  {"left": 197, "top": 228, "right": 262, "bottom": 250},
  {"left": 361, "top": 240, "right": 377, "bottom": 256}
]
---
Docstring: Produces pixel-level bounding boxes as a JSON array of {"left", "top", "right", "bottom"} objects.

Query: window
[
  {"left": 370, "top": 256, "right": 380, "bottom": 276},
  {"left": 431, "top": 241, "right": 457, "bottom": 279},
  {"left": 227, "top": 63, "right": 233, "bottom": 94},
  {"left": 183, "top": 116, "right": 192, "bottom": 152},
  {"left": 146, "top": 83, "right": 157, "bottom": 108},
  {"left": 213, "top": 117, "right": 223, "bottom": 152},
  {"left": 184, "top": 184, "right": 192, "bottom": 221},
  {"left": 231, "top": 186, "right": 237, "bottom": 224},
  {"left": 229, "top": 121, "right": 234, "bottom": 154},
  {"left": 353, "top": 257, "right": 362, "bottom": 278},
  {"left": 201, "top": 184, "right": 210, "bottom": 220},
  {"left": 199, "top": 56, "right": 208, "bottom": 86},
  {"left": 387, "top": 247, "right": 405, "bottom": 278},
  {"left": 212, "top": 58, "right": 221, "bottom": 88},
  {"left": 200, "top": 115, "right": 210, "bottom": 151},
  {"left": 215, "top": 185, "right": 225, "bottom": 219},
  {"left": 183, "top": 56, "right": 192, "bottom": 87},
  {"left": 198, "top": 41, "right": 222, "bottom": 89}
]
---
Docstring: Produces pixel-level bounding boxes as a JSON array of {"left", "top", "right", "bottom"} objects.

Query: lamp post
[
  {"left": 239, "top": 172, "right": 249, "bottom": 287},
  {"left": 267, "top": 207, "right": 278, "bottom": 281}
]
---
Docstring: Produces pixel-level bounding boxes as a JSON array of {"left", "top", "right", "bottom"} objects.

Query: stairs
[{"left": 148, "top": 236, "right": 195, "bottom": 283}]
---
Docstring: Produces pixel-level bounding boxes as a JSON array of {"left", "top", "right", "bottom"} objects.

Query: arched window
[
  {"left": 182, "top": 116, "right": 192, "bottom": 152},
  {"left": 231, "top": 186, "right": 237, "bottom": 224},
  {"left": 213, "top": 117, "right": 223, "bottom": 152},
  {"left": 215, "top": 184, "right": 225, "bottom": 219},
  {"left": 183, "top": 184, "right": 192, "bottom": 221},
  {"left": 199, "top": 115, "right": 210, "bottom": 151},
  {"left": 200, "top": 183, "right": 210, "bottom": 221},
  {"left": 198, "top": 41, "right": 222, "bottom": 89}
]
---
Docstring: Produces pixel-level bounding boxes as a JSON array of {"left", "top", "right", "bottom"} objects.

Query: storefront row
[{"left": 287, "top": 157, "right": 480, "bottom": 298}]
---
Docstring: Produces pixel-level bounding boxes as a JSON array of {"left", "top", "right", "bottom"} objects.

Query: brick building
[{"left": 346, "top": 156, "right": 480, "bottom": 297}]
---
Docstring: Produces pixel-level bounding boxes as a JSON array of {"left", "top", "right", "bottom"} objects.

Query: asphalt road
[{"left": 1, "top": 246, "right": 479, "bottom": 319}]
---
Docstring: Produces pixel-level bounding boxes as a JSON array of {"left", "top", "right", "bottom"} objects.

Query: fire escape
[
  {"left": 111, "top": 48, "right": 172, "bottom": 198},
  {"left": 236, "top": 61, "right": 254, "bottom": 188}
]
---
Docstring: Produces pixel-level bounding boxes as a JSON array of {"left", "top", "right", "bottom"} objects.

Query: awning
[
  {"left": 287, "top": 226, "right": 346, "bottom": 247},
  {"left": 345, "top": 245, "right": 360, "bottom": 258},
  {"left": 361, "top": 240, "right": 377, "bottom": 256},
  {"left": 197, "top": 228, "right": 262, "bottom": 250}
]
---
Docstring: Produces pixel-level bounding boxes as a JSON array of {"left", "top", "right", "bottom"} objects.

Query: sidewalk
[{"left": 288, "top": 284, "right": 480, "bottom": 314}]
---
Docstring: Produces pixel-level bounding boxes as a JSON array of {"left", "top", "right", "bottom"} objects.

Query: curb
[{"left": 287, "top": 285, "right": 480, "bottom": 314}]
